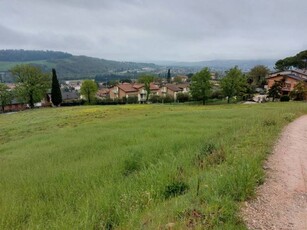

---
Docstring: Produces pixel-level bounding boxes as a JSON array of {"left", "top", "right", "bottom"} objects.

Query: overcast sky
[{"left": 1, "top": 0, "right": 306, "bottom": 62}]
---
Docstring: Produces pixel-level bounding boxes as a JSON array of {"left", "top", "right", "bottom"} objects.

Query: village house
[
  {"left": 96, "top": 88, "right": 110, "bottom": 99},
  {"left": 63, "top": 80, "right": 82, "bottom": 91},
  {"left": 0, "top": 83, "right": 27, "bottom": 113},
  {"left": 43, "top": 88, "right": 80, "bottom": 106},
  {"left": 109, "top": 83, "right": 161, "bottom": 102},
  {"left": 107, "top": 81, "right": 191, "bottom": 103},
  {"left": 110, "top": 83, "right": 139, "bottom": 100},
  {"left": 2, "top": 98, "right": 27, "bottom": 113},
  {"left": 61, "top": 89, "right": 79, "bottom": 102},
  {"left": 266, "top": 69, "right": 307, "bottom": 96},
  {"left": 161, "top": 84, "right": 189, "bottom": 101},
  {"left": 176, "top": 83, "right": 190, "bottom": 93}
]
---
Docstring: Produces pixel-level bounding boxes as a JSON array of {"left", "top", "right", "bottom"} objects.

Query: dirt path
[{"left": 242, "top": 115, "right": 307, "bottom": 230}]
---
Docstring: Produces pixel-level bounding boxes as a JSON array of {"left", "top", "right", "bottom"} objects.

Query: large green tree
[
  {"left": 190, "top": 67, "right": 212, "bottom": 105},
  {"left": 220, "top": 66, "right": 245, "bottom": 103},
  {"left": 80, "top": 80, "right": 98, "bottom": 104},
  {"left": 275, "top": 50, "right": 307, "bottom": 71},
  {"left": 296, "top": 50, "right": 307, "bottom": 69},
  {"left": 138, "top": 75, "right": 155, "bottom": 102},
  {"left": 248, "top": 65, "right": 270, "bottom": 87},
  {"left": 0, "top": 83, "right": 13, "bottom": 112},
  {"left": 10, "top": 64, "right": 50, "bottom": 108},
  {"left": 51, "top": 68, "right": 62, "bottom": 106}
]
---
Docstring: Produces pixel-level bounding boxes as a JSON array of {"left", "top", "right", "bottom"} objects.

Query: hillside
[
  {"left": 0, "top": 50, "right": 158, "bottom": 81},
  {"left": 0, "top": 50, "right": 277, "bottom": 82}
]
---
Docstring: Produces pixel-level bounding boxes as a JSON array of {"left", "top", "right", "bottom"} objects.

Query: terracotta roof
[
  {"left": 269, "top": 69, "right": 307, "bottom": 78},
  {"left": 176, "top": 83, "right": 190, "bottom": 89},
  {"left": 267, "top": 74, "right": 307, "bottom": 82},
  {"left": 115, "top": 83, "right": 161, "bottom": 92},
  {"left": 150, "top": 83, "right": 160, "bottom": 90},
  {"left": 97, "top": 89, "right": 110, "bottom": 96},
  {"left": 132, "top": 84, "right": 144, "bottom": 89},
  {"left": 166, "top": 84, "right": 182, "bottom": 92},
  {"left": 118, "top": 83, "right": 138, "bottom": 92}
]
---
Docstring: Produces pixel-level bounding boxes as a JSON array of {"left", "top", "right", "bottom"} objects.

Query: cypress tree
[
  {"left": 51, "top": 68, "right": 62, "bottom": 106},
  {"left": 167, "top": 69, "right": 171, "bottom": 83}
]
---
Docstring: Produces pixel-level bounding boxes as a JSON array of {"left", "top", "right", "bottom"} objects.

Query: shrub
[
  {"left": 280, "top": 95, "right": 290, "bottom": 102},
  {"left": 61, "top": 99, "right": 85, "bottom": 106},
  {"left": 162, "top": 95, "right": 174, "bottom": 103},
  {"left": 127, "top": 96, "right": 138, "bottom": 104},
  {"left": 177, "top": 93, "right": 190, "bottom": 103},
  {"left": 150, "top": 95, "right": 162, "bottom": 103},
  {"left": 210, "top": 90, "right": 224, "bottom": 99},
  {"left": 122, "top": 97, "right": 127, "bottom": 104},
  {"left": 96, "top": 98, "right": 125, "bottom": 105},
  {"left": 163, "top": 181, "right": 189, "bottom": 199}
]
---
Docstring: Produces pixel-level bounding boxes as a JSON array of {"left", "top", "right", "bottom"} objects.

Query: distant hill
[
  {"left": 0, "top": 50, "right": 72, "bottom": 62},
  {"left": 0, "top": 50, "right": 277, "bottom": 82},
  {"left": 0, "top": 50, "right": 158, "bottom": 81},
  {"left": 154, "top": 59, "right": 277, "bottom": 71}
]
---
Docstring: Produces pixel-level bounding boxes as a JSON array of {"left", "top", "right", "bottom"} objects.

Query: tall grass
[{"left": 0, "top": 103, "right": 306, "bottom": 229}]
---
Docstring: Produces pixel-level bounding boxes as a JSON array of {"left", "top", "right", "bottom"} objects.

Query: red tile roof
[
  {"left": 149, "top": 83, "right": 160, "bottom": 90},
  {"left": 176, "top": 83, "right": 190, "bottom": 89},
  {"left": 118, "top": 83, "right": 139, "bottom": 92},
  {"left": 116, "top": 83, "right": 160, "bottom": 92},
  {"left": 132, "top": 84, "right": 144, "bottom": 89},
  {"left": 97, "top": 89, "right": 110, "bottom": 96},
  {"left": 166, "top": 84, "right": 182, "bottom": 92}
]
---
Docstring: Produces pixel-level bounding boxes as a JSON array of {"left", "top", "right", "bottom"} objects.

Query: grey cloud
[
  {"left": 0, "top": 25, "right": 31, "bottom": 46},
  {"left": 1, "top": 0, "right": 307, "bottom": 61}
]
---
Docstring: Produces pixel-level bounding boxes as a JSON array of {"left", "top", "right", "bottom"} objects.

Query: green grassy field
[{"left": 1, "top": 103, "right": 307, "bottom": 229}]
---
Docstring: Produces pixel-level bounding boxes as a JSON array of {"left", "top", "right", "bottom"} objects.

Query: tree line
[
  {"left": 0, "top": 64, "right": 63, "bottom": 112},
  {"left": 190, "top": 65, "right": 270, "bottom": 105},
  {"left": 3, "top": 49, "right": 306, "bottom": 112},
  {"left": 0, "top": 50, "right": 72, "bottom": 62},
  {"left": 0, "top": 63, "right": 272, "bottom": 112}
]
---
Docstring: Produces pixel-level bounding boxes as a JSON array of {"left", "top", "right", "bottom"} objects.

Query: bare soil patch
[{"left": 242, "top": 115, "right": 307, "bottom": 230}]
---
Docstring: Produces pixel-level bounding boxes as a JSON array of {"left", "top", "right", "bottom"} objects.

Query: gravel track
[{"left": 242, "top": 115, "right": 307, "bottom": 230}]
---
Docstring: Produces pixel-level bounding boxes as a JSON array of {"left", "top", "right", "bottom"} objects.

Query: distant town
[{"left": 0, "top": 49, "right": 306, "bottom": 113}]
